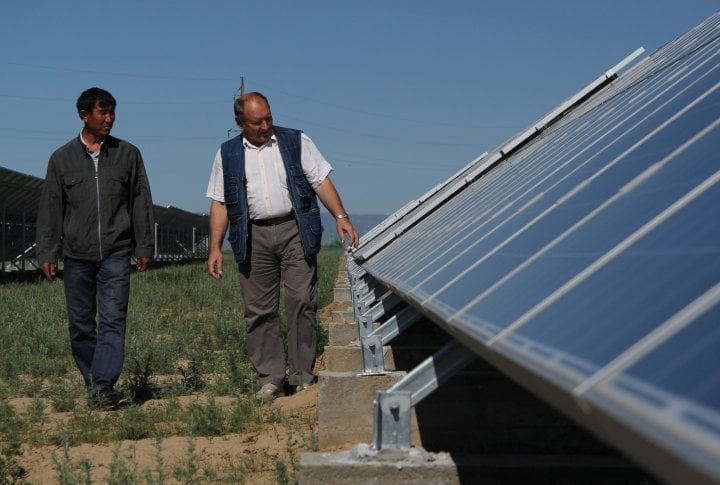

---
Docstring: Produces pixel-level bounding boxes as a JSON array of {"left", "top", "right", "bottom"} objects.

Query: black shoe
[{"left": 89, "top": 388, "right": 128, "bottom": 410}]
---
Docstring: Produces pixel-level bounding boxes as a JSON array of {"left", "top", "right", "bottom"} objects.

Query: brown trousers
[{"left": 238, "top": 219, "right": 317, "bottom": 387}]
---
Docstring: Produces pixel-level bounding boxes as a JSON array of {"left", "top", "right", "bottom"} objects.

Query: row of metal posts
[
  {"left": 1, "top": 212, "right": 209, "bottom": 275},
  {"left": 1, "top": 202, "right": 33, "bottom": 273},
  {"left": 346, "top": 253, "right": 477, "bottom": 451}
]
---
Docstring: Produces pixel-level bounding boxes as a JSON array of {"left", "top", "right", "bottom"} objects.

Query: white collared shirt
[{"left": 206, "top": 131, "right": 332, "bottom": 220}]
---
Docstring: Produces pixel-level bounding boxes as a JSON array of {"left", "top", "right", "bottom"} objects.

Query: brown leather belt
[{"left": 251, "top": 213, "right": 295, "bottom": 226}]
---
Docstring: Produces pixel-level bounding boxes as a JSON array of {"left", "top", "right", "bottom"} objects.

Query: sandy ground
[{"left": 13, "top": 387, "right": 318, "bottom": 484}]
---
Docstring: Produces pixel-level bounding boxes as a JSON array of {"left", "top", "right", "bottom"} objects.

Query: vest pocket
[
  {"left": 291, "top": 174, "right": 312, "bottom": 199},
  {"left": 299, "top": 208, "right": 322, "bottom": 256},
  {"left": 224, "top": 176, "right": 239, "bottom": 205},
  {"left": 227, "top": 221, "right": 239, "bottom": 245}
]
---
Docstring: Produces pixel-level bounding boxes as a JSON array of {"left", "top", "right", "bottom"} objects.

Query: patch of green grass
[
  {"left": 275, "top": 458, "right": 290, "bottom": 485},
  {"left": 0, "top": 279, "right": 71, "bottom": 381},
  {"left": 0, "top": 400, "right": 27, "bottom": 484},
  {"left": 178, "top": 358, "right": 205, "bottom": 393},
  {"left": 186, "top": 396, "right": 226, "bottom": 437},
  {"left": 228, "top": 397, "right": 263, "bottom": 433},
  {"left": 58, "top": 408, "right": 113, "bottom": 445},
  {"left": 114, "top": 405, "right": 156, "bottom": 441},
  {"left": 48, "top": 378, "right": 81, "bottom": 413}
]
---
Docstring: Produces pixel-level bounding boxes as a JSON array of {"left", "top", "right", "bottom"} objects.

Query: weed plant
[
  {"left": 0, "top": 400, "right": 26, "bottom": 483},
  {"left": 48, "top": 378, "right": 81, "bottom": 412},
  {"left": 186, "top": 396, "right": 226, "bottom": 436},
  {"left": 228, "top": 397, "right": 263, "bottom": 433},
  {"left": 52, "top": 442, "right": 91, "bottom": 485},
  {"left": 172, "top": 437, "right": 203, "bottom": 483},
  {"left": 108, "top": 443, "right": 142, "bottom": 484},
  {"left": 114, "top": 405, "right": 156, "bottom": 441}
]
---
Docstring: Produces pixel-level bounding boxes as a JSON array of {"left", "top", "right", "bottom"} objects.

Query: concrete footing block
[
  {"left": 331, "top": 309, "right": 355, "bottom": 324},
  {"left": 327, "top": 323, "right": 358, "bottom": 346},
  {"left": 333, "top": 287, "right": 352, "bottom": 302},
  {"left": 317, "top": 371, "right": 420, "bottom": 450},
  {"left": 300, "top": 444, "right": 459, "bottom": 484},
  {"left": 322, "top": 345, "right": 395, "bottom": 373},
  {"left": 301, "top": 447, "right": 646, "bottom": 484}
]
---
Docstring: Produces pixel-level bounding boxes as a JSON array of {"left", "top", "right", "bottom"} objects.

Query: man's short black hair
[{"left": 76, "top": 87, "right": 116, "bottom": 114}]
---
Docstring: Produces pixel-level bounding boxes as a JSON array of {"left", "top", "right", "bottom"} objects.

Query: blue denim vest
[{"left": 221, "top": 126, "right": 323, "bottom": 263}]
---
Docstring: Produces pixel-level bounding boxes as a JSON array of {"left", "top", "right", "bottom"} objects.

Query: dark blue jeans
[{"left": 63, "top": 255, "right": 131, "bottom": 392}]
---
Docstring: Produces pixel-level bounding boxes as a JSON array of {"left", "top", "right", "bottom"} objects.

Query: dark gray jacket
[{"left": 36, "top": 135, "right": 155, "bottom": 263}]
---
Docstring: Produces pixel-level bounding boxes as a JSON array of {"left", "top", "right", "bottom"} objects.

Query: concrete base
[
  {"left": 333, "top": 287, "right": 352, "bottom": 301},
  {"left": 300, "top": 446, "right": 648, "bottom": 484},
  {"left": 331, "top": 309, "right": 355, "bottom": 324},
  {"left": 317, "top": 371, "right": 420, "bottom": 450},
  {"left": 321, "top": 345, "right": 396, "bottom": 373},
  {"left": 327, "top": 323, "right": 358, "bottom": 346},
  {"left": 300, "top": 444, "right": 459, "bottom": 484}
]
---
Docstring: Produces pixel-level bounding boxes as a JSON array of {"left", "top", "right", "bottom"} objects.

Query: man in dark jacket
[{"left": 37, "top": 87, "right": 154, "bottom": 408}]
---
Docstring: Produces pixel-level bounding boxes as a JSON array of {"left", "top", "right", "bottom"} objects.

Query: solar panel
[{"left": 352, "top": 11, "right": 720, "bottom": 483}]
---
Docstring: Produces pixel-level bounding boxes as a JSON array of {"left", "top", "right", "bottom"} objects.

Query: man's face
[
  {"left": 238, "top": 97, "right": 272, "bottom": 147},
  {"left": 81, "top": 103, "right": 115, "bottom": 138}
]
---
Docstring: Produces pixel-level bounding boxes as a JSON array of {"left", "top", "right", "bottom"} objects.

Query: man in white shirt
[{"left": 207, "top": 92, "right": 358, "bottom": 400}]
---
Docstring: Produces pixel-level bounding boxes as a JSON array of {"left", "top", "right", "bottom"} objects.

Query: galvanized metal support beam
[
  {"left": 372, "top": 338, "right": 477, "bottom": 450},
  {"left": 358, "top": 293, "right": 404, "bottom": 340},
  {"left": 361, "top": 305, "right": 422, "bottom": 374}
]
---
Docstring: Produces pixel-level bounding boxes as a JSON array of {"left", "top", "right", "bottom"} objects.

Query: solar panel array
[
  {"left": 1, "top": 167, "right": 44, "bottom": 272},
  {"left": 351, "top": 12, "right": 720, "bottom": 483},
  {"left": 0, "top": 166, "right": 210, "bottom": 273}
]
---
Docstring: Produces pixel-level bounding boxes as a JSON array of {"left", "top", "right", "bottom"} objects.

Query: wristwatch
[{"left": 336, "top": 214, "right": 349, "bottom": 220}]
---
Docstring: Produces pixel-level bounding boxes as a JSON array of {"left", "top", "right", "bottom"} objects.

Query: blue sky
[{"left": 1, "top": 1, "right": 717, "bottom": 216}]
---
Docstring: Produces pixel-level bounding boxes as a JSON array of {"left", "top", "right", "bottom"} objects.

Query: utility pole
[
  {"left": 228, "top": 76, "right": 244, "bottom": 138},
  {"left": 233, "top": 76, "right": 244, "bottom": 100}
]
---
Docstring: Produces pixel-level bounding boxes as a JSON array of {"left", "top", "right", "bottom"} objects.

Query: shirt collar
[
  {"left": 79, "top": 131, "right": 105, "bottom": 152},
  {"left": 243, "top": 132, "right": 277, "bottom": 150}
]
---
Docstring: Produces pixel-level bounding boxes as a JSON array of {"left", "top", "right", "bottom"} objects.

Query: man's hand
[
  {"left": 337, "top": 218, "right": 360, "bottom": 248},
  {"left": 41, "top": 262, "right": 56, "bottom": 281},
  {"left": 208, "top": 249, "right": 224, "bottom": 279},
  {"left": 208, "top": 200, "right": 228, "bottom": 280},
  {"left": 136, "top": 256, "right": 151, "bottom": 272}
]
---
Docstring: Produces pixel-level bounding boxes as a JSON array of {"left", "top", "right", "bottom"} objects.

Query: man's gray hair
[{"left": 234, "top": 92, "right": 269, "bottom": 122}]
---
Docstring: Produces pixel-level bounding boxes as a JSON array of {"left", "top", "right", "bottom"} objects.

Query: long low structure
[
  {"left": 0, "top": 166, "right": 209, "bottom": 276},
  {"left": 304, "top": 11, "right": 720, "bottom": 484}
]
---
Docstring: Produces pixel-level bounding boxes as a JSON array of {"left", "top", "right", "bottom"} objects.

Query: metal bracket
[
  {"left": 361, "top": 305, "right": 422, "bottom": 373},
  {"left": 372, "top": 338, "right": 477, "bottom": 450},
  {"left": 353, "top": 277, "right": 385, "bottom": 323},
  {"left": 358, "top": 293, "right": 404, "bottom": 340},
  {"left": 373, "top": 390, "right": 412, "bottom": 450}
]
